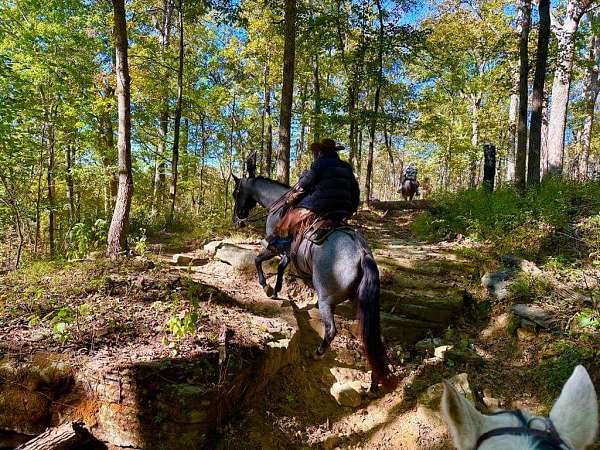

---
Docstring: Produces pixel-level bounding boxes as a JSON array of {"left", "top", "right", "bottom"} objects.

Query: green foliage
[
  {"left": 67, "top": 219, "right": 108, "bottom": 259},
  {"left": 167, "top": 310, "right": 199, "bottom": 340},
  {"left": 46, "top": 306, "right": 76, "bottom": 343},
  {"left": 531, "top": 339, "right": 598, "bottom": 406},
  {"left": 574, "top": 309, "right": 600, "bottom": 331},
  {"left": 413, "top": 179, "right": 600, "bottom": 259}
]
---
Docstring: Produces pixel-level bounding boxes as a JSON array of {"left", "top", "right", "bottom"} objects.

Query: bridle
[
  {"left": 475, "top": 410, "right": 572, "bottom": 450},
  {"left": 232, "top": 180, "right": 265, "bottom": 227}
]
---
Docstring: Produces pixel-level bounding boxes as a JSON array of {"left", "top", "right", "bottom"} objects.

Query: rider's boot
[{"left": 263, "top": 234, "right": 292, "bottom": 254}]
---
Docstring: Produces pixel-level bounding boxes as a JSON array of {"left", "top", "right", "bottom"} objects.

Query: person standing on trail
[
  {"left": 266, "top": 138, "right": 360, "bottom": 252},
  {"left": 402, "top": 162, "right": 420, "bottom": 196}
]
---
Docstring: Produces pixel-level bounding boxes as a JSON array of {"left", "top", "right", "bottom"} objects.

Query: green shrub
[{"left": 413, "top": 178, "right": 600, "bottom": 259}]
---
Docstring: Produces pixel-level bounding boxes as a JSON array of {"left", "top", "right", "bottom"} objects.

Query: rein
[{"left": 475, "top": 410, "right": 571, "bottom": 450}]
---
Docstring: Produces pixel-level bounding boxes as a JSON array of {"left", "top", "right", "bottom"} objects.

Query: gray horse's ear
[
  {"left": 550, "top": 365, "right": 598, "bottom": 449},
  {"left": 441, "top": 380, "right": 484, "bottom": 450},
  {"left": 246, "top": 152, "right": 257, "bottom": 178}
]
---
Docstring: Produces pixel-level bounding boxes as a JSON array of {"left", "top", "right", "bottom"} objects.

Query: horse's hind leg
[
  {"left": 255, "top": 248, "right": 277, "bottom": 297},
  {"left": 315, "top": 299, "right": 337, "bottom": 359},
  {"left": 272, "top": 253, "right": 290, "bottom": 298}
]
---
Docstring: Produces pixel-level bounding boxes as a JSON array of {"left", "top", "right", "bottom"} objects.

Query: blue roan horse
[{"left": 232, "top": 154, "right": 394, "bottom": 390}]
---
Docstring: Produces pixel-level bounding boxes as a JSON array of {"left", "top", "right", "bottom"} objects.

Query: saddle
[{"left": 290, "top": 216, "right": 355, "bottom": 275}]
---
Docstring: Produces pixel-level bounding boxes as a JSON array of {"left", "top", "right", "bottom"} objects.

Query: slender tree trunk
[
  {"left": 265, "top": 70, "right": 273, "bottom": 177},
  {"left": 357, "top": 127, "right": 363, "bottom": 182},
  {"left": 527, "top": 0, "right": 550, "bottom": 187},
  {"left": 383, "top": 122, "right": 396, "bottom": 195},
  {"left": 46, "top": 117, "right": 56, "bottom": 257},
  {"left": 34, "top": 131, "right": 44, "bottom": 254},
  {"left": 198, "top": 117, "right": 207, "bottom": 207},
  {"left": 365, "top": 0, "right": 384, "bottom": 204},
  {"left": 107, "top": 0, "right": 133, "bottom": 259},
  {"left": 0, "top": 175, "right": 24, "bottom": 269},
  {"left": 152, "top": 0, "right": 173, "bottom": 215},
  {"left": 580, "top": 15, "right": 600, "bottom": 180},
  {"left": 168, "top": 0, "right": 184, "bottom": 225},
  {"left": 348, "top": 84, "right": 357, "bottom": 169},
  {"left": 296, "top": 83, "right": 307, "bottom": 173},
  {"left": 276, "top": 0, "right": 297, "bottom": 185},
  {"left": 540, "top": 96, "right": 549, "bottom": 176},
  {"left": 546, "top": 0, "right": 591, "bottom": 175},
  {"left": 65, "top": 145, "right": 75, "bottom": 225},
  {"left": 515, "top": 0, "right": 531, "bottom": 191},
  {"left": 507, "top": 64, "right": 519, "bottom": 181},
  {"left": 312, "top": 54, "right": 321, "bottom": 142},
  {"left": 469, "top": 95, "right": 481, "bottom": 188},
  {"left": 260, "top": 65, "right": 267, "bottom": 173}
]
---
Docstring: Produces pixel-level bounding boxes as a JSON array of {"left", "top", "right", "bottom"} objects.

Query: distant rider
[{"left": 403, "top": 162, "right": 420, "bottom": 196}]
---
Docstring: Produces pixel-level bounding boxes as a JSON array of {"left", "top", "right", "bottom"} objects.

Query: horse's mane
[{"left": 253, "top": 176, "right": 290, "bottom": 189}]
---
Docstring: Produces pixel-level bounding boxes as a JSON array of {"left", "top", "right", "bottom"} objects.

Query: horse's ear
[
  {"left": 246, "top": 152, "right": 257, "bottom": 178},
  {"left": 550, "top": 365, "right": 598, "bottom": 449},
  {"left": 441, "top": 380, "right": 484, "bottom": 450},
  {"left": 232, "top": 173, "right": 240, "bottom": 184}
]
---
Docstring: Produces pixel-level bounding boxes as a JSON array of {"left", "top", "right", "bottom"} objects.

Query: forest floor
[{"left": 1, "top": 202, "right": 598, "bottom": 449}]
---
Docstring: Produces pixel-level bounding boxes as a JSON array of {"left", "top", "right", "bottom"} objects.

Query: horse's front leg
[
  {"left": 314, "top": 299, "right": 337, "bottom": 359},
  {"left": 272, "top": 253, "right": 290, "bottom": 298},
  {"left": 255, "top": 248, "right": 277, "bottom": 297}
]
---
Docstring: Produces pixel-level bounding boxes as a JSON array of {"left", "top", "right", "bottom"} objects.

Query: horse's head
[
  {"left": 441, "top": 365, "right": 598, "bottom": 450},
  {"left": 232, "top": 152, "right": 258, "bottom": 228}
]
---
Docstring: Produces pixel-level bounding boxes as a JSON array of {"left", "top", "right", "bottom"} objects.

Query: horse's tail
[{"left": 356, "top": 245, "right": 396, "bottom": 390}]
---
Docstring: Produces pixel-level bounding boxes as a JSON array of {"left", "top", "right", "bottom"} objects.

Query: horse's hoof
[{"left": 264, "top": 285, "right": 274, "bottom": 297}]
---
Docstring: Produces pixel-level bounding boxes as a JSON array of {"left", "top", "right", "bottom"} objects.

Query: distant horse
[
  {"left": 399, "top": 179, "right": 418, "bottom": 201},
  {"left": 232, "top": 153, "right": 394, "bottom": 391},
  {"left": 441, "top": 365, "right": 598, "bottom": 450}
]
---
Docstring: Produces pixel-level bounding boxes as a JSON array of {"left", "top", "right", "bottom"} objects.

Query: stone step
[{"left": 379, "top": 288, "right": 464, "bottom": 324}]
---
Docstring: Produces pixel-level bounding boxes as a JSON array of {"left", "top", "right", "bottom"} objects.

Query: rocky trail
[
  {"left": 2, "top": 201, "right": 593, "bottom": 450},
  {"left": 160, "top": 201, "right": 479, "bottom": 449}
]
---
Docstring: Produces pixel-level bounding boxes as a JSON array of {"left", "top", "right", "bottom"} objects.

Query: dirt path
[{"left": 163, "top": 202, "right": 479, "bottom": 449}]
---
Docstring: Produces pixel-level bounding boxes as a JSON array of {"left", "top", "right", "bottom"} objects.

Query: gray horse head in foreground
[
  {"left": 232, "top": 153, "right": 395, "bottom": 391},
  {"left": 442, "top": 365, "right": 598, "bottom": 450}
]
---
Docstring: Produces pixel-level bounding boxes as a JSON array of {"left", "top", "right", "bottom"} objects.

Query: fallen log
[{"left": 15, "top": 422, "right": 89, "bottom": 450}]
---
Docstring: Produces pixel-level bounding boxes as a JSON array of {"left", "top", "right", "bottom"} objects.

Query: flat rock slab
[
  {"left": 214, "top": 243, "right": 256, "bottom": 271},
  {"left": 512, "top": 304, "right": 556, "bottom": 329}
]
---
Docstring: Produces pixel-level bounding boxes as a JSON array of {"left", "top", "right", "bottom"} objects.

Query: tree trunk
[
  {"left": 152, "top": 0, "right": 173, "bottom": 215},
  {"left": 365, "top": 0, "right": 384, "bottom": 204},
  {"left": 260, "top": 65, "right": 267, "bottom": 174},
  {"left": 34, "top": 138, "right": 43, "bottom": 254},
  {"left": 527, "top": 0, "right": 550, "bottom": 187},
  {"left": 0, "top": 175, "right": 24, "bottom": 269},
  {"left": 276, "top": 0, "right": 297, "bottom": 185},
  {"left": 507, "top": 64, "right": 519, "bottom": 181},
  {"left": 546, "top": 0, "right": 591, "bottom": 175},
  {"left": 107, "top": 0, "right": 133, "bottom": 259},
  {"left": 168, "top": 0, "right": 184, "bottom": 225},
  {"left": 515, "top": 0, "right": 531, "bottom": 191},
  {"left": 483, "top": 144, "right": 497, "bottom": 191},
  {"left": 15, "top": 422, "right": 89, "bottom": 450},
  {"left": 265, "top": 68, "right": 273, "bottom": 177},
  {"left": 65, "top": 145, "right": 75, "bottom": 225},
  {"left": 312, "top": 54, "right": 321, "bottom": 142},
  {"left": 46, "top": 117, "right": 56, "bottom": 257},
  {"left": 296, "top": 83, "right": 307, "bottom": 172},
  {"left": 580, "top": 14, "right": 600, "bottom": 180},
  {"left": 348, "top": 84, "right": 357, "bottom": 169},
  {"left": 540, "top": 96, "right": 549, "bottom": 176},
  {"left": 469, "top": 95, "right": 481, "bottom": 188}
]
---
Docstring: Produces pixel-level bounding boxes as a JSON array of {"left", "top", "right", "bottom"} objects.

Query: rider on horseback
[
  {"left": 266, "top": 138, "right": 360, "bottom": 253},
  {"left": 402, "top": 162, "right": 420, "bottom": 196}
]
